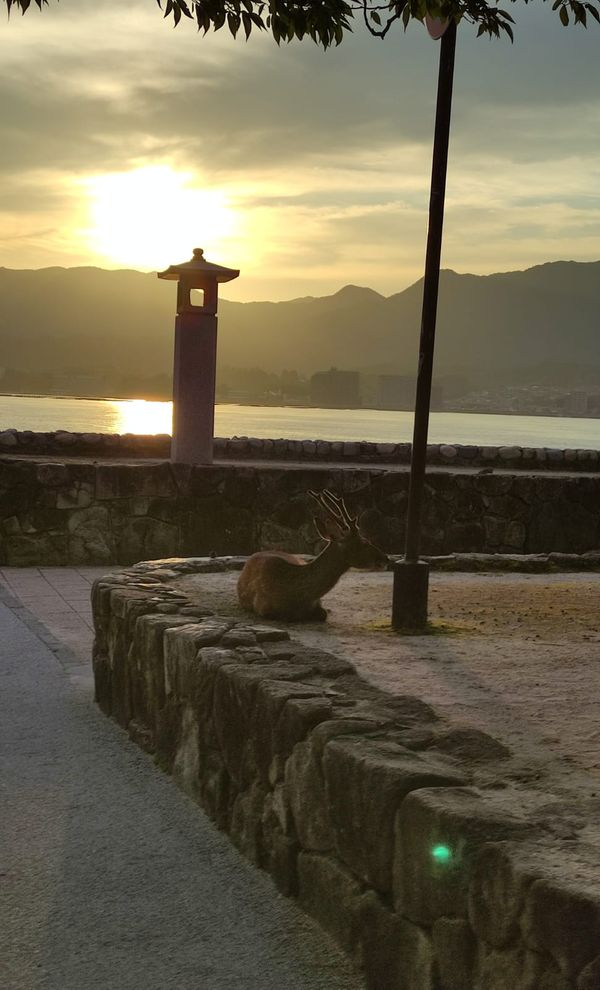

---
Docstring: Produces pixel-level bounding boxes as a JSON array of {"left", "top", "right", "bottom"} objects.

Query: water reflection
[
  {"left": 111, "top": 398, "right": 173, "bottom": 435},
  {"left": 2, "top": 393, "right": 599, "bottom": 448}
]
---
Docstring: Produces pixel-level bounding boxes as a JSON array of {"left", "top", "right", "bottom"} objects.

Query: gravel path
[{"left": 0, "top": 599, "right": 364, "bottom": 990}]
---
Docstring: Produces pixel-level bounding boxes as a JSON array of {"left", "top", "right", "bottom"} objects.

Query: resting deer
[{"left": 237, "top": 489, "right": 388, "bottom": 621}]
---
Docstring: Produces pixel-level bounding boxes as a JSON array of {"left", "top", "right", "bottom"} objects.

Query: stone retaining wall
[
  {"left": 2, "top": 456, "right": 600, "bottom": 565},
  {"left": 92, "top": 558, "right": 600, "bottom": 990},
  {"left": 1, "top": 427, "right": 599, "bottom": 471}
]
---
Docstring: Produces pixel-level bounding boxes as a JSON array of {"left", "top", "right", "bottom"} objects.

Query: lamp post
[
  {"left": 392, "top": 18, "right": 457, "bottom": 631},
  {"left": 158, "top": 248, "right": 239, "bottom": 464}
]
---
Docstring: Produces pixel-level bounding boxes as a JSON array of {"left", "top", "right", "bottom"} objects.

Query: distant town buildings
[
  {"left": 450, "top": 384, "right": 600, "bottom": 418},
  {"left": 2, "top": 357, "right": 600, "bottom": 420},
  {"left": 310, "top": 368, "right": 361, "bottom": 408},
  {"left": 373, "top": 375, "right": 415, "bottom": 410},
  {"left": 367, "top": 374, "right": 444, "bottom": 412}
]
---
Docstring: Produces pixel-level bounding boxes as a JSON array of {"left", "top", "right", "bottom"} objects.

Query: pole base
[{"left": 392, "top": 560, "right": 430, "bottom": 632}]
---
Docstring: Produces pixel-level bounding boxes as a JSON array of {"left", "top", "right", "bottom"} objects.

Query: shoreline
[{"left": 2, "top": 390, "right": 600, "bottom": 423}]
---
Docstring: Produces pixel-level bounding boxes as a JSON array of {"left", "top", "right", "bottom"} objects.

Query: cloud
[{"left": 0, "top": 0, "right": 598, "bottom": 298}]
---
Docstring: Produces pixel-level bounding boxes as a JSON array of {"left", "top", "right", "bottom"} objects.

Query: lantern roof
[{"left": 157, "top": 248, "right": 239, "bottom": 284}]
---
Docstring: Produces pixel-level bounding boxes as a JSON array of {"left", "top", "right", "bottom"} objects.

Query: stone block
[
  {"left": 104, "top": 462, "right": 177, "bottom": 500},
  {"left": 251, "top": 679, "right": 326, "bottom": 784},
  {"left": 252, "top": 626, "right": 290, "bottom": 643},
  {"left": 35, "top": 462, "right": 70, "bottom": 487},
  {"left": 0, "top": 429, "right": 17, "bottom": 447},
  {"left": 528, "top": 497, "right": 597, "bottom": 554},
  {"left": 440, "top": 445, "right": 458, "bottom": 460},
  {"left": 297, "top": 851, "right": 368, "bottom": 955},
  {"left": 432, "top": 917, "right": 476, "bottom": 990},
  {"left": 504, "top": 520, "right": 527, "bottom": 550},
  {"left": 67, "top": 505, "right": 113, "bottom": 563},
  {"left": 230, "top": 780, "right": 268, "bottom": 865},
  {"left": 2, "top": 515, "right": 20, "bottom": 535},
  {"left": 130, "top": 613, "right": 197, "bottom": 718},
  {"left": 285, "top": 738, "right": 336, "bottom": 852},
  {"left": 394, "top": 788, "right": 534, "bottom": 925},
  {"left": 286, "top": 643, "right": 355, "bottom": 677},
  {"left": 260, "top": 790, "right": 299, "bottom": 895},
  {"left": 192, "top": 646, "right": 240, "bottom": 736},
  {"left": 469, "top": 840, "right": 585, "bottom": 956},
  {"left": 221, "top": 628, "right": 257, "bottom": 647},
  {"left": 578, "top": 956, "right": 600, "bottom": 990},
  {"left": 4, "top": 530, "right": 68, "bottom": 565},
  {"left": 521, "top": 873, "right": 600, "bottom": 979},
  {"left": 95, "top": 464, "right": 131, "bottom": 499},
  {"left": 483, "top": 515, "right": 508, "bottom": 548},
  {"left": 56, "top": 486, "right": 93, "bottom": 509},
  {"left": 358, "top": 892, "right": 435, "bottom": 990},
  {"left": 474, "top": 946, "right": 571, "bottom": 990},
  {"left": 163, "top": 622, "right": 229, "bottom": 700},
  {"left": 498, "top": 446, "right": 522, "bottom": 461},
  {"left": 432, "top": 728, "right": 511, "bottom": 764},
  {"left": 278, "top": 696, "right": 334, "bottom": 752},
  {"left": 272, "top": 438, "right": 288, "bottom": 457},
  {"left": 468, "top": 841, "right": 530, "bottom": 948},
  {"left": 172, "top": 704, "right": 201, "bottom": 798},
  {"left": 324, "top": 736, "right": 467, "bottom": 893},
  {"left": 212, "top": 664, "right": 280, "bottom": 786},
  {"left": 447, "top": 522, "right": 485, "bottom": 553},
  {"left": 482, "top": 494, "right": 529, "bottom": 522}
]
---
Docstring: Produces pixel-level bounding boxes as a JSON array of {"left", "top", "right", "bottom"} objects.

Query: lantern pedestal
[{"left": 171, "top": 311, "right": 217, "bottom": 464}]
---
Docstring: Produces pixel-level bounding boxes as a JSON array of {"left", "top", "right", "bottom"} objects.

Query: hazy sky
[{"left": 0, "top": 0, "right": 598, "bottom": 300}]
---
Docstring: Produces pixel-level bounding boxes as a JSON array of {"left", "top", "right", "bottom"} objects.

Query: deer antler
[{"left": 307, "top": 489, "right": 357, "bottom": 533}]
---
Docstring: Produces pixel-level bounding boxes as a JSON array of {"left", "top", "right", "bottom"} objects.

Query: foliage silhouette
[{"left": 4, "top": 0, "right": 599, "bottom": 43}]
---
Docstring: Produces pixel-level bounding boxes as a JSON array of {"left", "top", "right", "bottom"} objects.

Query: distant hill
[{"left": 0, "top": 260, "right": 598, "bottom": 384}]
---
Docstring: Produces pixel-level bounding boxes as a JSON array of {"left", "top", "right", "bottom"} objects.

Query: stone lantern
[{"left": 158, "top": 248, "right": 239, "bottom": 464}]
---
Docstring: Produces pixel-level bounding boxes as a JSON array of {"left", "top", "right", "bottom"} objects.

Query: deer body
[{"left": 237, "top": 490, "right": 387, "bottom": 621}]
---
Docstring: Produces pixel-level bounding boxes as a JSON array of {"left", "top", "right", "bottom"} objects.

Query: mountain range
[{"left": 0, "top": 260, "right": 598, "bottom": 385}]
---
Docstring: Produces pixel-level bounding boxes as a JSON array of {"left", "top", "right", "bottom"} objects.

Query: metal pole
[{"left": 392, "top": 19, "right": 457, "bottom": 631}]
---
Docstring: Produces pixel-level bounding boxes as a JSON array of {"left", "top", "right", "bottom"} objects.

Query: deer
[{"left": 237, "top": 489, "right": 388, "bottom": 621}]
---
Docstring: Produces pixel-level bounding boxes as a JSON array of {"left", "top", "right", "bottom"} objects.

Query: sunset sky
[{"left": 1, "top": 0, "right": 598, "bottom": 301}]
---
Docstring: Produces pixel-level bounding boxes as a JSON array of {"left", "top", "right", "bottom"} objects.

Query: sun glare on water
[
  {"left": 111, "top": 399, "right": 173, "bottom": 435},
  {"left": 81, "top": 165, "right": 238, "bottom": 270}
]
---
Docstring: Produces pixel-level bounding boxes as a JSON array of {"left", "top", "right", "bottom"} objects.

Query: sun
[{"left": 80, "top": 165, "right": 238, "bottom": 269}]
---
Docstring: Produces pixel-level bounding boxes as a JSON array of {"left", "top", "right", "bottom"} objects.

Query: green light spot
[{"left": 432, "top": 844, "right": 452, "bottom": 864}]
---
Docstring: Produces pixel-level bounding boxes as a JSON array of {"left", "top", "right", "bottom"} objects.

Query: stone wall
[
  {"left": 92, "top": 558, "right": 600, "bottom": 990},
  {"left": 0, "top": 457, "right": 600, "bottom": 566},
  {"left": 1, "top": 427, "right": 599, "bottom": 471},
  {"left": 2, "top": 456, "right": 600, "bottom": 565}
]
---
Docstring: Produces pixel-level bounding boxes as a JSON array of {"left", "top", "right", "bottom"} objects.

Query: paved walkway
[
  {"left": 0, "top": 566, "right": 111, "bottom": 691},
  {"left": 0, "top": 570, "right": 364, "bottom": 990}
]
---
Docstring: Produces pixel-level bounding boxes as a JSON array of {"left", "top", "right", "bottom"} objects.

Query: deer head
[{"left": 308, "top": 489, "right": 388, "bottom": 569}]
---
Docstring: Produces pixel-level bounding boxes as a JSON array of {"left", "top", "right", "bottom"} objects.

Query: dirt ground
[{"left": 176, "top": 569, "right": 600, "bottom": 800}]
